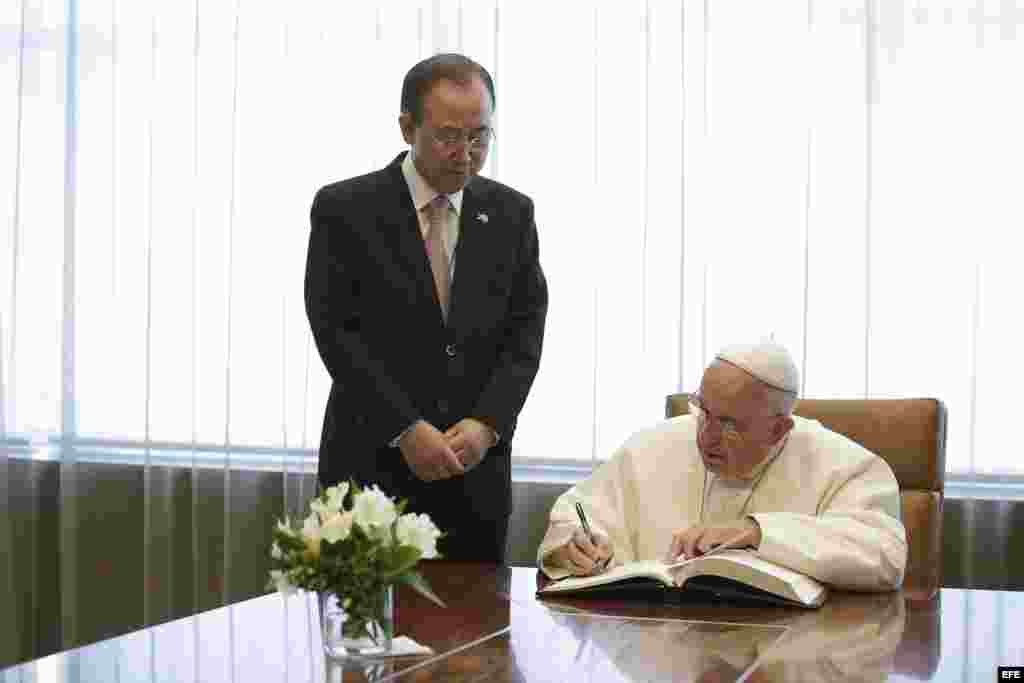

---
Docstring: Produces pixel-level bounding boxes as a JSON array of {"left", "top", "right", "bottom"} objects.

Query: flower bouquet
[{"left": 268, "top": 482, "right": 445, "bottom": 657}]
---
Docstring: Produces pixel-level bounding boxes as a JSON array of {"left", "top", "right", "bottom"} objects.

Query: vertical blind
[
  {"left": 2, "top": 0, "right": 1023, "bottom": 674},
  {"left": 3, "top": 0, "right": 1023, "bottom": 474}
]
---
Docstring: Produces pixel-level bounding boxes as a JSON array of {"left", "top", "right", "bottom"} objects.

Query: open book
[{"left": 537, "top": 549, "right": 827, "bottom": 608}]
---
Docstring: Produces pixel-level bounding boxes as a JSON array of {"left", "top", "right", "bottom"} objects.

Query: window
[{"left": 3, "top": 1, "right": 1022, "bottom": 475}]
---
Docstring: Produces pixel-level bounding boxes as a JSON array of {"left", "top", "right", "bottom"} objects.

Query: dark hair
[{"left": 400, "top": 53, "right": 496, "bottom": 125}]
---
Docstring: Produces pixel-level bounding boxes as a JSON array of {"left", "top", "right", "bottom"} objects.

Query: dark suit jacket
[{"left": 305, "top": 152, "right": 548, "bottom": 551}]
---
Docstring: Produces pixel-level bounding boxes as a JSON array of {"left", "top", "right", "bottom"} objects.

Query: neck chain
[{"left": 698, "top": 434, "right": 790, "bottom": 524}]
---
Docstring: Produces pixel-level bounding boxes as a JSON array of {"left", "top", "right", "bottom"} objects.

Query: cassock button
[{"left": 445, "top": 343, "right": 457, "bottom": 357}]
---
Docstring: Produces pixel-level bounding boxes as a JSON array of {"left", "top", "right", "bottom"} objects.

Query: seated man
[{"left": 538, "top": 340, "right": 907, "bottom": 591}]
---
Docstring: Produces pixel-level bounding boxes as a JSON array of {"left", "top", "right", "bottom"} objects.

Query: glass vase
[{"left": 319, "top": 585, "right": 394, "bottom": 658}]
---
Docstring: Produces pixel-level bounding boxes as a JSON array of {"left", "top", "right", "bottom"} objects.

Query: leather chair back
[{"left": 665, "top": 394, "right": 946, "bottom": 600}]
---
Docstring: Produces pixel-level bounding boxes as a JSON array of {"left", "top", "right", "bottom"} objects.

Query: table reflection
[
  {"left": 0, "top": 586, "right": 499, "bottom": 683},
  {"left": 11, "top": 565, "right": 1024, "bottom": 682},
  {"left": 323, "top": 657, "right": 397, "bottom": 683},
  {"left": 520, "top": 606, "right": 790, "bottom": 679},
  {"left": 508, "top": 601, "right": 787, "bottom": 683},
  {"left": 758, "top": 591, "right": 906, "bottom": 681}
]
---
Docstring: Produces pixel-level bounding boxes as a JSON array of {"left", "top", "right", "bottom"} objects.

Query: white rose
[
  {"left": 325, "top": 483, "right": 349, "bottom": 512},
  {"left": 395, "top": 513, "right": 441, "bottom": 559},
  {"left": 270, "top": 570, "right": 297, "bottom": 596},
  {"left": 311, "top": 483, "right": 350, "bottom": 521},
  {"left": 351, "top": 485, "right": 398, "bottom": 530},
  {"left": 320, "top": 511, "right": 354, "bottom": 544},
  {"left": 270, "top": 542, "right": 283, "bottom": 560},
  {"left": 310, "top": 497, "right": 329, "bottom": 521},
  {"left": 301, "top": 512, "right": 322, "bottom": 558}
]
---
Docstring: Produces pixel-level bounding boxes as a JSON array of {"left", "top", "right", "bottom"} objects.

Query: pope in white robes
[{"left": 537, "top": 340, "right": 907, "bottom": 592}]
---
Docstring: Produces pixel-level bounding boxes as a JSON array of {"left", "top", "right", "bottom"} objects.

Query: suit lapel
[{"left": 448, "top": 180, "right": 491, "bottom": 332}]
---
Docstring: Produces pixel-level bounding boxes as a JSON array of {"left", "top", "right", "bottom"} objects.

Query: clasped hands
[
  {"left": 399, "top": 418, "right": 497, "bottom": 482},
  {"left": 553, "top": 518, "right": 762, "bottom": 577}
]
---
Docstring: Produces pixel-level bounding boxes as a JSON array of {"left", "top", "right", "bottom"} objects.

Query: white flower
[
  {"left": 325, "top": 483, "right": 349, "bottom": 512},
  {"left": 320, "top": 511, "right": 354, "bottom": 544},
  {"left": 270, "top": 542, "right": 283, "bottom": 560},
  {"left": 352, "top": 485, "right": 398, "bottom": 530},
  {"left": 311, "top": 483, "right": 350, "bottom": 521},
  {"left": 276, "top": 518, "right": 294, "bottom": 537},
  {"left": 395, "top": 513, "right": 441, "bottom": 559},
  {"left": 302, "top": 512, "right": 322, "bottom": 558},
  {"left": 310, "top": 498, "right": 329, "bottom": 520},
  {"left": 270, "top": 570, "right": 297, "bottom": 596}
]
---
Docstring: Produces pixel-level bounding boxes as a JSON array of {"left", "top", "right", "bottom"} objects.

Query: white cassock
[{"left": 537, "top": 415, "right": 907, "bottom": 591}]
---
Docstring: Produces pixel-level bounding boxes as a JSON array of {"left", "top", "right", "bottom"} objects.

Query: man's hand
[
  {"left": 399, "top": 421, "right": 465, "bottom": 482},
  {"left": 665, "top": 518, "right": 762, "bottom": 563},
  {"left": 444, "top": 418, "right": 497, "bottom": 472},
  {"left": 550, "top": 528, "right": 615, "bottom": 577}
]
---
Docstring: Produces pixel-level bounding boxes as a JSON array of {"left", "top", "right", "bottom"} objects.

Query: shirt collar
[{"left": 401, "top": 151, "right": 464, "bottom": 215}]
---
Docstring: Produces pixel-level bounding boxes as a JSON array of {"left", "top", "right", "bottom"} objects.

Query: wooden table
[{"left": 1, "top": 561, "right": 1016, "bottom": 681}]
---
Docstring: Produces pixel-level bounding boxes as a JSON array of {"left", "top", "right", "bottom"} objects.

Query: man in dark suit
[{"left": 304, "top": 54, "right": 548, "bottom": 563}]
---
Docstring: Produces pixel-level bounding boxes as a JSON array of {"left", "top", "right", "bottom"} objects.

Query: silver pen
[{"left": 574, "top": 502, "right": 612, "bottom": 571}]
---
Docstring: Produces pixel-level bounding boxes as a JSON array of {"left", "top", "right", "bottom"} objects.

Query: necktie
[{"left": 425, "top": 194, "right": 451, "bottom": 320}]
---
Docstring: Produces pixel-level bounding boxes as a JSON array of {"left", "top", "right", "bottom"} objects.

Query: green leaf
[
  {"left": 380, "top": 545, "right": 421, "bottom": 578},
  {"left": 395, "top": 570, "right": 446, "bottom": 608}
]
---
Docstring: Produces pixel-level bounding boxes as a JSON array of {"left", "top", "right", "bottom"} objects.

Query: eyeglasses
[
  {"left": 429, "top": 126, "right": 494, "bottom": 151},
  {"left": 688, "top": 399, "right": 744, "bottom": 442},
  {"left": 688, "top": 395, "right": 782, "bottom": 442}
]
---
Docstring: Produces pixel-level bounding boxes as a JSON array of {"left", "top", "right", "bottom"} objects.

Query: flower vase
[{"left": 319, "top": 586, "right": 394, "bottom": 658}]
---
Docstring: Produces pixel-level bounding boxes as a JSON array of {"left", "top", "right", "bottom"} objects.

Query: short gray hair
[{"left": 400, "top": 53, "right": 496, "bottom": 125}]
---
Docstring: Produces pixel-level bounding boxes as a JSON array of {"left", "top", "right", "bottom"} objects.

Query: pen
[
  {"left": 574, "top": 502, "right": 611, "bottom": 571},
  {"left": 574, "top": 502, "right": 594, "bottom": 540}
]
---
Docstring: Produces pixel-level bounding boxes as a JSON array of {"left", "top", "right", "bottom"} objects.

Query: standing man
[{"left": 305, "top": 54, "right": 548, "bottom": 563}]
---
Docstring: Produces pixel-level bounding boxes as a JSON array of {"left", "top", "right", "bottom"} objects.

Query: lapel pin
[{"left": 476, "top": 212, "right": 489, "bottom": 224}]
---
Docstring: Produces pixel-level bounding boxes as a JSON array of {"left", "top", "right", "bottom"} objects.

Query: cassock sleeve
[
  {"left": 750, "top": 455, "right": 908, "bottom": 591},
  {"left": 536, "top": 446, "right": 639, "bottom": 580}
]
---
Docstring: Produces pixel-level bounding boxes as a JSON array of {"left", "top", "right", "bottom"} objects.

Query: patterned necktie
[{"left": 424, "top": 194, "right": 451, "bottom": 321}]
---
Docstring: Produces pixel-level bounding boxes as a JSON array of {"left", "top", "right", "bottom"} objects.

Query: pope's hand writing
[
  {"left": 552, "top": 528, "right": 615, "bottom": 577},
  {"left": 665, "top": 519, "right": 761, "bottom": 563},
  {"left": 399, "top": 421, "right": 465, "bottom": 482}
]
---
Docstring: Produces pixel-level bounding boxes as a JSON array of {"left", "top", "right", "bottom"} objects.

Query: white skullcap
[{"left": 714, "top": 338, "right": 800, "bottom": 395}]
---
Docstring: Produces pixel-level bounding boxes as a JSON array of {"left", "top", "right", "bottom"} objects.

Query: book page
[
  {"left": 539, "top": 559, "right": 673, "bottom": 593},
  {"left": 673, "top": 551, "right": 827, "bottom": 606}
]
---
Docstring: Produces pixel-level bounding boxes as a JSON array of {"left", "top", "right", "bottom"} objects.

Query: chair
[{"left": 665, "top": 394, "right": 947, "bottom": 601}]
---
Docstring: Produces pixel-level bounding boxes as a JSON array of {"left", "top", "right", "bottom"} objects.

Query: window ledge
[
  {"left": 6, "top": 438, "right": 1024, "bottom": 500},
  {"left": 946, "top": 475, "right": 1024, "bottom": 501}
]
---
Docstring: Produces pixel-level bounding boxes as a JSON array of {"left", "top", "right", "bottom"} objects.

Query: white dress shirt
[{"left": 401, "top": 152, "right": 462, "bottom": 280}]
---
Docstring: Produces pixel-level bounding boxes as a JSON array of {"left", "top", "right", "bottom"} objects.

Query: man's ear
[
  {"left": 772, "top": 416, "right": 795, "bottom": 444},
  {"left": 398, "top": 113, "right": 416, "bottom": 145}
]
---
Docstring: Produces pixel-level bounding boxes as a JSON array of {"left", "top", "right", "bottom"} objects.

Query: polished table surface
[{"left": 2, "top": 561, "right": 1019, "bottom": 682}]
